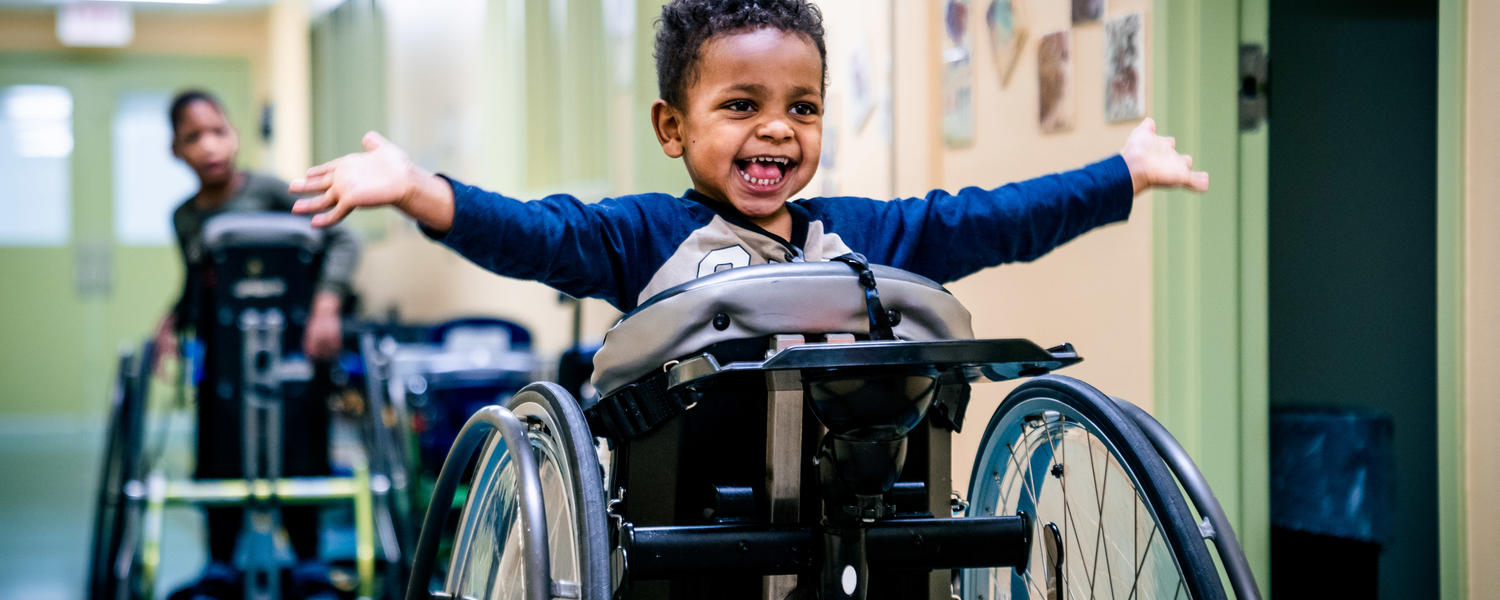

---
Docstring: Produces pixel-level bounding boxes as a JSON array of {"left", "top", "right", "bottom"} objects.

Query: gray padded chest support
[{"left": 590, "top": 263, "right": 975, "bottom": 399}]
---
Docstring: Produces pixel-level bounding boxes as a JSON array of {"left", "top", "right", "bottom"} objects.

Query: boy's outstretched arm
[
  {"left": 290, "top": 131, "right": 456, "bottom": 232},
  {"left": 290, "top": 130, "right": 647, "bottom": 309},
  {"left": 1120, "top": 117, "right": 1210, "bottom": 194}
]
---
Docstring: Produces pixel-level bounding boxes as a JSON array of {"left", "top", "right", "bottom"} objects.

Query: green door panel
[{"left": 0, "top": 53, "right": 250, "bottom": 417}]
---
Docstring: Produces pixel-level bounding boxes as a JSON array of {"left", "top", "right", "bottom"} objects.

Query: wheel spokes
[{"left": 973, "top": 411, "right": 1189, "bottom": 600}]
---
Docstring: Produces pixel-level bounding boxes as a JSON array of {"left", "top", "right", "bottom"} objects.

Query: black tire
[
  {"left": 441, "top": 382, "right": 611, "bottom": 599},
  {"left": 962, "top": 375, "right": 1226, "bottom": 600},
  {"left": 88, "top": 345, "right": 151, "bottom": 600}
]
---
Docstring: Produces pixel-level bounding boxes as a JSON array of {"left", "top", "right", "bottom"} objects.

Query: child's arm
[
  {"left": 815, "top": 119, "right": 1205, "bottom": 284},
  {"left": 291, "top": 131, "right": 648, "bottom": 310},
  {"left": 1119, "top": 118, "right": 1209, "bottom": 194}
]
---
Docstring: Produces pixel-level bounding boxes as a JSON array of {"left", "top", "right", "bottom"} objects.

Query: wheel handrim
[{"left": 447, "top": 404, "right": 582, "bottom": 600}]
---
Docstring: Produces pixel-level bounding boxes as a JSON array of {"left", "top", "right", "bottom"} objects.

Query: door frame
[
  {"left": 1151, "top": 0, "right": 1470, "bottom": 596},
  {"left": 1149, "top": 0, "right": 1269, "bottom": 591},
  {"left": 1436, "top": 0, "right": 1468, "bottom": 597}
]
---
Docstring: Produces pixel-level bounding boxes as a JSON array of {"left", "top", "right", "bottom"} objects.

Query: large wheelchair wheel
[
  {"left": 416, "top": 382, "right": 610, "bottom": 600},
  {"left": 963, "top": 375, "right": 1226, "bottom": 600},
  {"left": 88, "top": 345, "right": 151, "bottom": 600}
]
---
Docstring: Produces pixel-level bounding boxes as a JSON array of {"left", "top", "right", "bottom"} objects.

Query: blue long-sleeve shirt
[{"left": 430, "top": 155, "right": 1134, "bottom": 312}]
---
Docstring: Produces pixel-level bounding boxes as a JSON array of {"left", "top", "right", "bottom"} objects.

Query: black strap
[
  {"left": 585, "top": 369, "right": 692, "bottom": 440},
  {"left": 830, "top": 253, "right": 896, "bottom": 341}
]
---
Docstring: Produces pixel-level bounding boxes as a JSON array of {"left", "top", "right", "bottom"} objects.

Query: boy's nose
[{"left": 756, "top": 118, "right": 794, "bottom": 142}]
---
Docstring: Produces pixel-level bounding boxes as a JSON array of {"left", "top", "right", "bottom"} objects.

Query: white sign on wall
[{"left": 57, "top": 2, "right": 134, "bottom": 48}]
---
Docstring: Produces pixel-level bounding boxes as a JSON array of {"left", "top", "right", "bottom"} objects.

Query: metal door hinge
[{"left": 1240, "top": 44, "right": 1270, "bottom": 132}]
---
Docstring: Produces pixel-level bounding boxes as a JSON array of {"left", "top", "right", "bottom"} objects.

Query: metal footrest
[
  {"left": 139, "top": 475, "right": 370, "bottom": 505},
  {"left": 133, "top": 464, "right": 379, "bottom": 600}
]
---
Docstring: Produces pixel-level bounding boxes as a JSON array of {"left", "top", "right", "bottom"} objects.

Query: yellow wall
[{"left": 1465, "top": 0, "right": 1498, "bottom": 592}]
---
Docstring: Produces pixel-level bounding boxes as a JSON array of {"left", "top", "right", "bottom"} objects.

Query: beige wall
[
  {"left": 900, "top": 0, "right": 1158, "bottom": 492},
  {"left": 809, "top": 0, "right": 895, "bottom": 199},
  {"left": 1465, "top": 0, "right": 1498, "bottom": 593}
]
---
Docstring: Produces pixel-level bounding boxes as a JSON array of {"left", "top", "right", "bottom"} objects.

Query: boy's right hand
[{"left": 290, "top": 131, "right": 455, "bottom": 233}]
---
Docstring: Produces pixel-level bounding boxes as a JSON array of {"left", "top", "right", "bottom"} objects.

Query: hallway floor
[{"left": 0, "top": 418, "right": 205, "bottom": 600}]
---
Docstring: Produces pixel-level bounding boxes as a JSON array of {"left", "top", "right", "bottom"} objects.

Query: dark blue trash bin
[{"left": 1270, "top": 407, "right": 1393, "bottom": 598}]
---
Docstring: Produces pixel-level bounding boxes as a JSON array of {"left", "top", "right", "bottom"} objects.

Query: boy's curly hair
[{"left": 655, "top": 0, "right": 827, "bottom": 109}]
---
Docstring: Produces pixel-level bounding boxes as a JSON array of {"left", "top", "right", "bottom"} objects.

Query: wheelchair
[
  {"left": 356, "top": 313, "right": 541, "bottom": 575},
  {"left": 88, "top": 214, "right": 410, "bottom": 600},
  {"left": 404, "top": 260, "right": 1263, "bottom": 600}
]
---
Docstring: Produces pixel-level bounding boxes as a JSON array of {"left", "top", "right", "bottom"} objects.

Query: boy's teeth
[
  {"left": 742, "top": 158, "right": 786, "bottom": 182},
  {"left": 739, "top": 169, "right": 782, "bottom": 186}
]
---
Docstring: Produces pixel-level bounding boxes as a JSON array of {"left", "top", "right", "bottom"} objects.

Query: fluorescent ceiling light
[{"left": 101, "top": 0, "right": 228, "bottom": 4}]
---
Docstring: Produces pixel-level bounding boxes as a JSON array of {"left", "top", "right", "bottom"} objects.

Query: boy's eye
[
  {"left": 725, "top": 100, "right": 755, "bottom": 112},
  {"left": 791, "top": 103, "right": 819, "bottom": 116}
]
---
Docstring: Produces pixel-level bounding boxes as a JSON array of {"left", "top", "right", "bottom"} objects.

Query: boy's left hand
[{"left": 1121, "top": 117, "right": 1210, "bottom": 194}]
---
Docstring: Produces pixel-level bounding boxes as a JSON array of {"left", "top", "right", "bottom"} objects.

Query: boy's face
[
  {"left": 653, "top": 28, "right": 823, "bottom": 230},
  {"left": 172, "top": 100, "right": 238, "bottom": 187}
]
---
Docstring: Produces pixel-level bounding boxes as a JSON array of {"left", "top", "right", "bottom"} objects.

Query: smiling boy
[{"left": 290, "top": 0, "right": 1206, "bottom": 313}]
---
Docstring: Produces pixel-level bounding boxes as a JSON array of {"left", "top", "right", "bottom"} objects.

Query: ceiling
[{"left": 0, "top": 0, "right": 275, "bottom": 13}]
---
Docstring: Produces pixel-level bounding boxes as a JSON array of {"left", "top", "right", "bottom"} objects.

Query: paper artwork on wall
[
  {"left": 819, "top": 105, "right": 841, "bottom": 196},
  {"left": 847, "top": 35, "right": 876, "bottom": 134},
  {"left": 941, "top": 0, "right": 974, "bottom": 147},
  {"left": 1037, "top": 30, "right": 1073, "bottom": 134},
  {"left": 1105, "top": 13, "right": 1145, "bottom": 122},
  {"left": 985, "top": 0, "right": 1029, "bottom": 87},
  {"left": 1071, "top": 0, "right": 1103, "bottom": 24}
]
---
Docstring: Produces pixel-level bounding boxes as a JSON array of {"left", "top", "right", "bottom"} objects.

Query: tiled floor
[
  {"left": 0, "top": 410, "right": 381, "bottom": 600},
  {"left": 0, "top": 418, "right": 206, "bottom": 600}
]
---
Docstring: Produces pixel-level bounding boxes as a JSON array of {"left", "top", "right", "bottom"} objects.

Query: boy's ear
[{"left": 651, "top": 99, "right": 685, "bottom": 158}]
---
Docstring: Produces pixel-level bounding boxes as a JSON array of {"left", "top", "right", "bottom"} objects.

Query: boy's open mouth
[{"left": 735, "top": 155, "right": 796, "bottom": 189}]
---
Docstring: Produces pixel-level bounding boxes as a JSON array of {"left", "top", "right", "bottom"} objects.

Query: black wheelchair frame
[{"left": 401, "top": 263, "right": 1263, "bottom": 600}]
